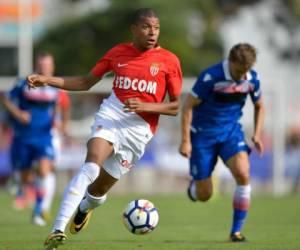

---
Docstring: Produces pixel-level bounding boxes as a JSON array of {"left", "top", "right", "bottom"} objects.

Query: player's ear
[{"left": 130, "top": 24, "right": 135, "bottom": 33}]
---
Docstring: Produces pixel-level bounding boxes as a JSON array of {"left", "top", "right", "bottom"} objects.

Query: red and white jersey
[{"left": 91, "top": 43, "right": 182, "bottom": 133}]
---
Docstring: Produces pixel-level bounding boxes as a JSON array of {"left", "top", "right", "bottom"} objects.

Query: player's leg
[
  {"left": 33, "top": 157, "right": 55, "bottom": 226},
  {"left": 11, "top": 141, "right": 35, "bottom": 210},
  {"left": 193, "top": 178, "right": 213, "bottom": 201},
  {"left": 70, "top": 167, "right": 117, "bottom": 234},
  {"left": 51, "top": 137, "right": 113, "bottom": 232},
  {"left": 44, "top": 137, "right": 113, "bottom": 249},
  {"left": 14, "top": 169, "right": 34, "bottom": 209},
  {"left": 225, "top": 152, "right": 250, "bottom": 242},
  {"left": 31, "top": 138, "right": 56, "bottom": 226},
  {"left": 188, "top": 145, "right": 218, "bottom": 201},
  {"left": 70, "top": 138, "right": 118, "bottom": 234},
  {"left": 70, "top": 134, "right": 142, "bottom": 234},
  {"left": 221, "top": 128, "right": 251, "bottom": 242}
]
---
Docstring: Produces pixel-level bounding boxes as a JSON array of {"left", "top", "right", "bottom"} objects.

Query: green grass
[{"left": 0, "top": 192, "right": 300, "bottom": 250}]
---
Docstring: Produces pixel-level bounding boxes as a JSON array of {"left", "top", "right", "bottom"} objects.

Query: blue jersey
[
  {"left": 191, "top": 60, "right": 261, "bottom": 138},
  {"left": 5, "top": 79, "right": 58, "bottom": 144}
]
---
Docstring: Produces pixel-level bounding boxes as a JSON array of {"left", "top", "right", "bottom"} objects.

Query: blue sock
[
  {"left": 231, "top": 185, "right": 251, "bottom": 234},
  {"left": 34, "top": 195, "right": 43, "bottom": 216},
  {"left": 34, "top": 178, "right": 45, "bottom": 216},
  {"left": 231, "top": 209, "right": 248, "bottom": 234}
]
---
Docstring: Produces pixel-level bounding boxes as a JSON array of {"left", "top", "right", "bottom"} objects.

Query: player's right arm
[
  {"left": 2, "top": 82, "right": 31, "bottom": 124},
  {"left": 2, "top": 97, "right": 31, "bottom": 124},
  {"left": 27, "top": 73, "right": 101, "bottom": 91},
  {"left": 28, "top": 48, "right": 115, "bottom": 91},
  {"left": 179, "top": 69, "right": 213, "bottom": 158},
  {"left": 179, "top": 93, "right": 202, "bottom": 158}
]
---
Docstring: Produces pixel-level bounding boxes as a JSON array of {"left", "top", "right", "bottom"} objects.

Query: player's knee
[
  {"left": 196, "top": 189, "right": 212, "bottom": 202},
  {"left": 37, "top": 159, "right": 53, "bottom": 177},
  {"left": 37, "top": 166, "right": 51, "bottom": 177},
  {"left": 86, "top": 150, "right": 102, "bottom": 165},
  {"left": 235, "top": 170, "right": 250, "bottom": 185}
]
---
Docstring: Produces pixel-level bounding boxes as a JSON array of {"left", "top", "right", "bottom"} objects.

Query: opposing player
[
  {"left": 27, "top": 8, "right": 182, "bottom": 250},
  {"left": 3, "top": 52, "right": 59, "bottom": 225},
  {"left": 52, "top": 90, "right": 71, "bottom": 167},
  {"left": 179, "top": 43, "right": 265, "bottom": 242}
]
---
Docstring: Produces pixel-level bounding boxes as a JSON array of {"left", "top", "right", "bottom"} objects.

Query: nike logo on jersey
[
  {"left": 203, "top": 73, "right": 212, "bottom": 82},
  {"left": 117, "top": 63, "right": 128, "bottom": 67}
]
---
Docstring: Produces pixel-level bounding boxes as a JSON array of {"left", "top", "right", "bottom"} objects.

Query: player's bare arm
[
  {"left": 27, "top": 73, "right": 100, "bottom": 91},
  {"left": 2, "top": 97, "right": 31, "bottom": 124},
  {"left": 124, "top": 95, "right": 180, "bottom": 116},
  {"left": 179, "top": 93, "right": 202, "bottom": 158},
  {"left": 252, "top": 98, "right": 266, "bottom": 156}
]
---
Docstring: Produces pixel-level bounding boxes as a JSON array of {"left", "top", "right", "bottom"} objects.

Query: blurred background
[{"left": 1, "top": 0, "right": 300, "bottom": 196}]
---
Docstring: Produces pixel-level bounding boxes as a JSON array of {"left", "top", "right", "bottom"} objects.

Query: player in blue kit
[
  {"left": 3, "top": 52, "right": 58, "bottom": 226},
  {"left": 179, "top": 43, "right": 265, "bottom": 242}
]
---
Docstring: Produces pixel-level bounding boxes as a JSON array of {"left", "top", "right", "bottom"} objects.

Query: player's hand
[
  {"left": 124, "top": 98, "right": 145, "bottom": 113},
  {"left": 252, "top": 135, "right": 264, "bottom": 156},
  {"left": 17, "top": 110, "right": 31, "bottom": 124},
  {"left": 179, "top": 141, "right": 192, "bottom": 158},
  {"left": 27, "top": 74, "right": 48, "bottom": 89}
]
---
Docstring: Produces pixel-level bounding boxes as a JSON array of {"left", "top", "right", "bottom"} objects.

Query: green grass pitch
[{"left": 0, "top": 191, "right": 300, "bottom": 250}]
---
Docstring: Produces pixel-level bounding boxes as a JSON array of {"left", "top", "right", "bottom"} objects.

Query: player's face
[
  {"left": 229, "top": 61, "right": 252, "bottom": 81},
  {"left": 36, "top": 56, "right": 55, "bottom": 76},
  {"left": 131, "top": 16, "right": 160, "bottom": 51}
]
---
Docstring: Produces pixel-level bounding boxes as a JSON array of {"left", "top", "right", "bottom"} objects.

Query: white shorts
[{"left": 88, "top": 92, "right": 153, "bottom": 179}]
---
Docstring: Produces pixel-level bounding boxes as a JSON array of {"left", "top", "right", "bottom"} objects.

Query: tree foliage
[{"left": 35, "top": 0, "right": 224, "bottom": 76}]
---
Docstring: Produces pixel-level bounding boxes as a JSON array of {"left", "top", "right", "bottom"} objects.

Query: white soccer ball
[{"left": 122, "top": 199, "right": 159, "bottom": 235}]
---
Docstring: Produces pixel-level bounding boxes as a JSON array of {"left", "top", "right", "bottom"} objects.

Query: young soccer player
[
  {"left": 27, "top": 8, "right": 182, "bottom": 250},
  {"left": 3, "top": 52, "right": 59, "bottom": 226},
  {"left": 179, "top": 43, "right": 265, "bottom": 242}
]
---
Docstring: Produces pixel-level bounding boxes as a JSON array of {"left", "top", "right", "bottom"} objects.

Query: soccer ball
[{"left": 122, "top": 199, "right": 159, "bottom": 235}]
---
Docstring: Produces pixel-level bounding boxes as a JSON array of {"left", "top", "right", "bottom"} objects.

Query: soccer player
[
  {"left": 52, "top": 90, "right": 71, "bottom": 167},
  {"left": 2, "top": 52, "right": 59, "bottom": 225},
  {"left": 179, "top": 43, "right": 265, "bottom": 242},
  {"left": 27, "top": 8, "right": 182, "bottom": 250}
]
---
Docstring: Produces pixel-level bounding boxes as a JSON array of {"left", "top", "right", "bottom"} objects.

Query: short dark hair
[
  {"left": 131, "top": 8, "right": 158, "bottom": 24},
  {"left": 35, "top": 51, "right": 53, "bottom": 62},
  {"left": 229, "top": 43, "right": 257, "bottom": 66}
]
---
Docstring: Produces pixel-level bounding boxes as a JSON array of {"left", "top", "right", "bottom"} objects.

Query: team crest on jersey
[{"left": 150, "top": 63, "right": 160, "bottom": 76}]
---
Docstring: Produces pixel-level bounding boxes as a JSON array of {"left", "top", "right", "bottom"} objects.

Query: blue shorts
[
  {"left": 10, "top": 138, "right": 54, "bottom": 171},
  {"left": 189, "top": 125, "right": 250, "bottom": 180}
]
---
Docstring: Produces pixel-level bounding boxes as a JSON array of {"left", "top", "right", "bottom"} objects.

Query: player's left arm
[
  {"left": 252, "top": 97, "right": 266, "bottom": 156},
  {"left": 123, "top": 95, "right": 180, "bottom": 116},
  {"left": 250, "top": 72, "right": 266, "bottom": 156}
]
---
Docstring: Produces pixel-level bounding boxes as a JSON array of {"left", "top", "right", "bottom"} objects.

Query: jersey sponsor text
[{"left": 114, "top": 75, "right": 157, "bottom": 94}]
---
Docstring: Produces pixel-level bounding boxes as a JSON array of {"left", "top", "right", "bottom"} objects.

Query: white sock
[
  {"left": 79, "top": 191, "right": 107, "bottom": 213},
  {"left": 233, "top": 184, "right": 251, "bottom": 209},
  {"left": 41, "top": 172, "right": 56, "bottom": 212},
  {"left": 235, "top": 185, "right": 251, "bottom": 198},
  {"left": 52, "top": 162, "right": 100, "bottom": 232}
]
